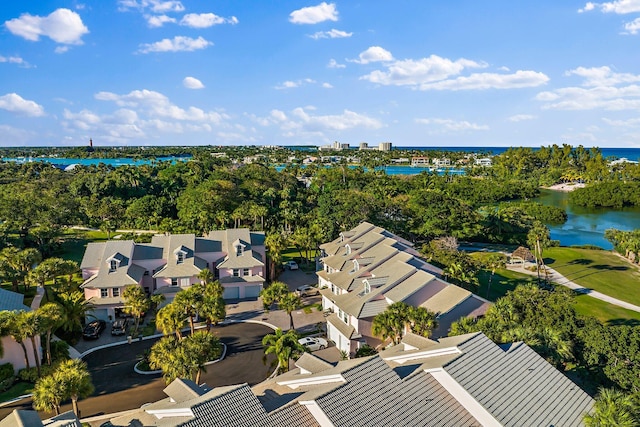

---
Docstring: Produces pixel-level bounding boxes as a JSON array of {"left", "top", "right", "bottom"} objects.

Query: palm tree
[
  {"left": 156, "top": 303, "right": 186, "bottom": 340},
  {"left": 56, "top": 359, "right": 94, "bottom": 417},
  {"left": 6, "top": 311, "right": 31, "bottom": 370},
  {"left": 200, "top": 279, "right": 226, "bottom": 332},
  {"left": 174, "top": 285, "right": 203, "bottom": 335},
  {"left": 38, "top": 303, "right": 63, "bottom": 366},
  {"left": 0, "top": 311, "right": 11, "bottom": 358},
  {"left": 23, "top": 311, "right": 43, "bottom": 377},
  {"left": 262, "top": 328, "right": 305, "bottom": 374},
  {"left": 0, "top": 247, "right": 42, "bottom": 292},
  {"left": 183, "top": 331, "right": 222, "bottom": 384},
  {"left": 483, "top": 253, "right": 506, "bottom": 299},
  {"left": 32, "top": 375, "right": 64, "bottom": 415},
  {"left": 408, "top": 306, "right": 438, "bottom": 338},
  {"left": 122, "top": 285, "right": 150, "bottom": 337},
  {"left": 149, "top": 336, "right": 188, "bottom": 385},
  {"left": 584, "top": 388, "right": 640, "bottom": 427},
  {"left": 150, "top": 293, "right": 166, "bottom": 315},
  {"left": 279, "top": 292, "right": 302, "bottom": 330},
  {"left": 527, "top": 221, "right": 551, "bottom": 284},
  {"left": 57, "top": 291, "right": 94, "bottom": 335},
  {"left": 260, "top": 281, "right": 288, "bottom": 313},
  {"left": 372, "top": 309, "right": 405, "bottom": 345},
  {"left": 265, "top": 232, "right": 287, "bottom": 281}
]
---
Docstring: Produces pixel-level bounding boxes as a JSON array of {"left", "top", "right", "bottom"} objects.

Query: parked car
[
  {"left": 111, "top": 318, "right": 129, "bottom": 336},
  {"left": 285, "top": 260, "right": 299, "bottom": 270},
  {"left": 83, "top": 320, "right": 106, "bottom": 340},
  {"left": 296, "top": 285, "right": 320, "bottom": 297},
  {"left": 298, "top": 337, "right": 328, "bottom": 351}
]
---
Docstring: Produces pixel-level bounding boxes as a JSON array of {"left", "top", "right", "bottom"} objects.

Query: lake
[{"left": 532, "top": 189, "right": 640, "bottom": 249}]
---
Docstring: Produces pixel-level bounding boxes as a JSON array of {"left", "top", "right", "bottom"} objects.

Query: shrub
[
  {"left": 0, "top": 363, "right": 14, "bottom": 382},
  {"left": 17, "top": 365, "right": 56, "bottom": 383},
  {"left": 50, "top": 340, "right": 70, "bottom": 363},
  {"left": 354, "top": 345, "right": 377, "bottom": 358}
]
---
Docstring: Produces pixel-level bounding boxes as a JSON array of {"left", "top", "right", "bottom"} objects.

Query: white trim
[
  {"left": 299, "top": 401, "right": 336, "bottom": 427},
  {"left": 428, "top": 369, "right": 502, "bottom": 427},
  {"left": 383, "top": 347, "right": 461, "bottom": 364},
  {"left": 146, "top": 407, "right": 194, "bottom": 419},
  {"left": 277, "top": 374, "right": 345, "bottom": 390}
]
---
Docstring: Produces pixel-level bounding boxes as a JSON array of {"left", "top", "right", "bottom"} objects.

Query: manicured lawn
[
  {"left": 281, "top": 247, "right": 318, "bottom": 272},
  {"left": 573, "top": 293, "right": 640, "bottom": 325},
  {"left": 476, "top": 268, "right": 535, "bottom": 301},
  {"left": 545, "top": 247, "right": 640, "bottom": 306},
  {"left": 0, "top": 381, "right": 32, "bottom": 402}
]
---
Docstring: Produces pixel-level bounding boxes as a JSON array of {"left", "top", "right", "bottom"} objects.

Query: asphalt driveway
[{"left": 0, "top": 322, "right": 275, "bottom": 421}]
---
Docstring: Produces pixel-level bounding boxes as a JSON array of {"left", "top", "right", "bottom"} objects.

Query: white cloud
[
  {"left": 118, "top": 0, "right": 185, "bottom": 13},
  {"left": 55, "top": 46, "right": 70, "bottom": 54},
  {"left": 4, "top": 8, "right": 89, "bottom": 45},
  {"left": 289, "top": 2, "right": 338, "bottom": 24},
  {"left": 275, "top": 78, "right": 317, "bottom": 90},
  {"left": 180, "top": 13, "right": 238, "bottom": 28},
  {"left": 415, "top": 118, "right": 489, "bottom": 133},
  {"left": 419, "top": 70, "right": 549, "bottom": 91},
  {"left": 537, "top": 66, "right": 640, "bottom": 110},
  {"left": 146, "top": 14, "right": 176, "bottom": 27},
  {"left": 183, "top": 76, "right": 204, "bottom": 89},
  {"left": 327, "top": 58, "right": 345, "bottom": 69},
  {"left": 579, "top": 0, "right": 640, "bottom": 13},
  {"left": 623, "top": 17, "right": 640, "bottom": 33},
  {"left": 0, "top": 93, "right": 45, "bottom": 117},
  {"left": 309, "top": 29, "right": 352, "bottom": 39},
  {"left": 361, "top": 54, "right": 485, "bottom": 86},
  {"left": 95, "top": 89, "right": 227, "bottom": 123},
  {"left": 352, "top": 46, "right": 394, "bottom": 64},
  {"left": 0, "top": 55, "right": 30, "bottom": 67},
  {"left": 603, "top": 117, "right": 640, "bottom": 127},
  {"left": 322, "top": 82, "right": 333, "bottom": 88},
  {"left": 508, "top": 114, "right": 537, "bottom": 122},
  {"left": 137, "top": 36, "right": 212, "bottom": 53}
]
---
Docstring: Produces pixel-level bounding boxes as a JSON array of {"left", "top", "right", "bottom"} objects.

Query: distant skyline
[{"left": 1, "top": 1, "right": 640, "bottom": 147}]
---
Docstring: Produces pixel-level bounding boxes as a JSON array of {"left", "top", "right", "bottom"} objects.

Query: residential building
[
  {"left": 317, "top": 222, "right": 489, "bottom": 355},
  {"left": 474, "top": 157, "right": 493, "bottom": 167},
  {"left": 0, "top": 410, "right": 80, "bottom": 427},
  {"left": 80, "top": 229, "right": 265, "bottom": 321},
  {"left": 95, "top": 332, "right": 593, "bottom": 427},
  {"left": 434, "top": 157, "right": 451, "bottom": 167},
  {"left": 0, "top": 288, "right": 41, "bottom": 372},
  {"left": 378, "top": 141, "right": 392, "bottom": 151},
  {"left": 411, "top": 156, "right": 429, "bottom": 166}
]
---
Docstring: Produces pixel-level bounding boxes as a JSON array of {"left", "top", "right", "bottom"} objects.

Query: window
[
  {"left": 144, "top": 270, "right": 149, "bottom": 276},
  {"left": 177, "top": 253, "right": 184, "bottom": 264},
  {"left": 233, "top": 269, "right": 240, "bottom": 277},
  {"left": 243, "top": 268, "right": 250, "bottom": 276},
  {"left": 112, "top": 288, "right": 120, "bottom": 297},
  {"left": 236, "top": 245, "right": 243, "bottom": 256},
  {"left": 109, "top": 260, "right": 118, "bottom": 272},
  {"left": 339, "top": 309, "right": 348, "bottom": 324},
  {"left": 364, "top": 281, "right": 371, "bottom": 294},
  {"left": 101, "top": 289, "right": 108, "bottom": 298},
  {"left": 171, "top": 278, "right": 178, "bottom": 287}
]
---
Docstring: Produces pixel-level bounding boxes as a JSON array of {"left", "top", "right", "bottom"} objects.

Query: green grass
[
  {"left": 545, "top": 247, "right": 640, "bottom": 306},
  {"left": 0, "top": 381, "right": 32, "bottom": 402},
  {"left": 476, "top": 267, "right": 536, "bottom": 301},
  {"left": 573, "top": 294, "right": 640, "bottom": 325}
]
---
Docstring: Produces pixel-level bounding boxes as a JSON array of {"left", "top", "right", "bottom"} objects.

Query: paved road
[{"left": 0, "top": 322, "right": 275, "bottom": 421}]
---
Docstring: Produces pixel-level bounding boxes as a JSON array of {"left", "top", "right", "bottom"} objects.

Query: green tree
[
  {"left": 22, "top": 311, "right": 44, "bottom": 377},
  {"left": 149, "top": 336, "right": 187, "bottom": 384},
  {"left": 57, "top": 291, "right": 94, "bottom": 336},
  {"left": 174, "top": 285, "right": 203, "bottom": 335},
  {"left": 122, "top": 285, "right": 150, "bottom": 337},
  {"left": 56, "top": 359, "right": 94, "bottom": 417},
  {"left": 372, "top": 304, "right": 407, "bottom": 345},
  {"left": 156, "top": 303, "right": 186, "bottom": 340},
  {"left": 32, "top": 375, "right": 65, "bottom": 416},
  {"left": 260, "top": 281, "right": 288, "bottom": 313},
  {"left": 408, "top": 306, "right": 438, "bottom": 338},
  {"left": 183, "top": 330, "right": 222, "bottom": 384},
  {"left": 584, "top": 388, "right": 640, "bottom": 427},
  {"left": 38, "top": 303, "right": 63, "bottom": 366},
  {"left": 527, "top": 221, "right": 551, "bottom": 283},
  {"left": 482, "top": 253, "right": 507, "bottom": 299},
  {"left": 198, "top": 273, "right": 226, "bottom": 332},
  {"left": 265, "top": 232, "right": 287, "bottom": 281},
  {"left": 262, "top": 328, "right": 305, "bottom": 374},
  {"left": 279, "top": 292, "right": 302, "bottom": 330},
  {"left": 6, "top": 311, "right": 31, "bottom": 370}
]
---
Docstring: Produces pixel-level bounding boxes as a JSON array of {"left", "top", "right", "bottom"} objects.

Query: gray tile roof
[
  {"left": 0, "top": 288, "right": 29, "bottom": 312},
  {"left": 443, "top": 333, "right": 594, "bottom": 427},
  {"left": 81, "top": 240, "right": 147, "bottom": 289},
  {"left": 294, "top": 353, "right": 334, "bottom": 374},
  {"left": 314, "top": 356, "right": 479, "bottom": 427},
  {"left": 164, "top": 378, "right": 205, "bottom": 403},
  {"left": 0, "top": 410, "right": 43, "bottom": 427}
]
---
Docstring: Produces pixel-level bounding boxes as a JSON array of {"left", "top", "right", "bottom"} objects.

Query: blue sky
[{"left": 1, "top": 1, "right": 640, "bottom": 147}]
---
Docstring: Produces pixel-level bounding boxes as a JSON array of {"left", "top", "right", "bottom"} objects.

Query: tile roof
[
  {"left": 420, "top": 285, "right": 471, "bottom": 315},
  {"left": 0, "top": 288, "right": 29, "bottom": 312},
  {"left": 81, "top": 241, "right": 147, "bottom": 289},
  {"left": 443, "top": 333, "right": 594, "bottom": 427}
]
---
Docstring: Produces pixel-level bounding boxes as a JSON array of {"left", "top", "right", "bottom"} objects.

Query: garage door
[
  {"left": 89, "top": 308, "right": 109, "bottom": 322},
  {"left": 223, "top": 286, "right": 240, "bottom": 300},
  {"left": 245, "top": 285, "right": 261, "bottom": 299}
]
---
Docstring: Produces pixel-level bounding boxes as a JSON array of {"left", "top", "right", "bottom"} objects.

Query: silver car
[
  {"left": 298, "top": 337, "right": 328, "bottom": 351},
  {"left": 296, "top": 285, "right": 320, "bottom": 297}
]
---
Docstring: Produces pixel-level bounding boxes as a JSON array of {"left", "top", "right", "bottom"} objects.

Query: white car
[
  {"left": 298, "top": 337, "right": 328, "bottom": 351},
  {"left": 296, "top": 285, "right": 320, "bottom": 297},
  {"left": 285, "top": 261, "right": 299, "bottom": 270}
]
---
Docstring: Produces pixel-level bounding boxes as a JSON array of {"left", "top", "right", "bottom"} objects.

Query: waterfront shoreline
[{"left": 542, "top": 182, "right": 585, "bottom": 192}]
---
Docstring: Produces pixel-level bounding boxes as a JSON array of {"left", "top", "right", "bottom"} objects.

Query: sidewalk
[{"left": 506, "top": 263, "right": 640, "bottom": 313}]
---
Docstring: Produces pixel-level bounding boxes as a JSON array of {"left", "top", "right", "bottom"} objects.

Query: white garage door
[
  {"left": 245, "top": 285, "right": 261, "bottom": 298},
  {"left": 223, "top": 286, "right": 240, "bottom": 300},
  {"left": 89, "top": 308, "right": 109, "bottom": 322}
]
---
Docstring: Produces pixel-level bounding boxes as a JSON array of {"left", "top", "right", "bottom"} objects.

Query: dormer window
[
  {"left": 109, "top": 260, "right": 118, "bottom": 272},
  {"left": 236, "top": 245, "right": 243, "bottom": 256},
  {"left": 351, "top": 259, "right": 359, "bottom": 272},
  {"left": 177, "top": 252, "right": 184, "bottom": 264},
  {"left": 364, "top": 281, "right": 371, "bottom": 294},
  {"left": 345, "top": 245, "right": 351, "bottom": 256}
]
